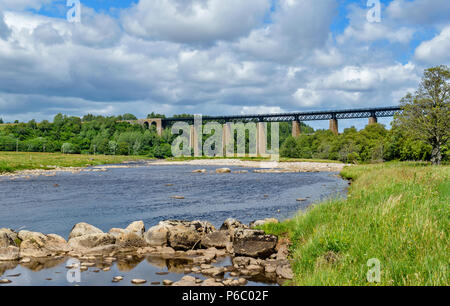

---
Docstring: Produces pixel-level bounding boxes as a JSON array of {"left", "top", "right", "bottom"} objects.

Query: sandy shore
[{"left": 149, "top": 159, "right": 349, "bottom": 173}]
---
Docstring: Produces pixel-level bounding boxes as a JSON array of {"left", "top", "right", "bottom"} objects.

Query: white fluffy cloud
[
  {"left": 235, "top": 0, "right": 337, "bottom": 62},
  {"left": 415, "top": 27, "right": 450, "bottom": 64},
  {"left": 0, "top": 0, "right": 448, "bottom": 129},
  {"left": 121, "top": 0, "right": 271, "bottom": 44}
]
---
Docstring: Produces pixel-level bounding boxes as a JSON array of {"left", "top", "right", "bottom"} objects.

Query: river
[{"left": 0, "top": 163, "right": 348, "bottom": 286}]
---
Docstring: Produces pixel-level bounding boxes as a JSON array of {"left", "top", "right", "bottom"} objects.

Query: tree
[
  {"left": 395, "top": 65, "right": 450, "bottom": 165},
  {"left": 122, "top": 113, "right": 137, "bottom": 121},
  {"left": 0, "top": 118, "right": 3, "bottom": 124}
]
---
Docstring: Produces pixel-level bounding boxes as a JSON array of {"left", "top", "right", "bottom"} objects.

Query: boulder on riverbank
[
  {"left": 68, "top": 223, "right": 103, "bottom": 240},
  {"left": 68, "top": 233, "right": 116, "bottom": 250},
  {"left": 0, "top": 218, "right": 293, "bottom": 285},
  {"left": 233, "top": 229, "right": 278, "bottom": 258}
]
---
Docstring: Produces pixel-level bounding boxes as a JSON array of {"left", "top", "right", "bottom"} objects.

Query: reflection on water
[{"left": 0, "top": 254, "right": 280, "bottom": 286}]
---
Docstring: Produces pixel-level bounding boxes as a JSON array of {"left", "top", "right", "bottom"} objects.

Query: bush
[{"left": 61, "top": 142, "right": 80, "bottom": 154}]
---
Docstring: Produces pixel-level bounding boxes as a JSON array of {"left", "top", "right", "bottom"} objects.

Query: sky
[{"left": 0, "top": 0, "right": 449, "bottom": 131}]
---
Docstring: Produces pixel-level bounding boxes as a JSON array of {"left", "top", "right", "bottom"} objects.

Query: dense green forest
[
  {"left": 280, "top": 123, "right": 448, "bottom": 163},
  {"left": 0, "top": 112, "right": 447, "bottom": 163}
]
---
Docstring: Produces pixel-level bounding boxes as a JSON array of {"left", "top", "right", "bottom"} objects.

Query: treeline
[
  {"left": 1, "top": 113, "right": 447, "bottom": 163},
  {"left": 280, "top": 123, "right": 448, "bottom": 163},
  {"left": 0, "top": 113, "right": 309, "bottom": 158},
  {"left": 0, "top": 114, "right": 173, "bottom": 158}
]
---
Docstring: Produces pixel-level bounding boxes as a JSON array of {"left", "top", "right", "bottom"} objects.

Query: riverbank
[
  {"left": 0, "top": 152, "right": 147, "bottom": 174},
  {"left": 259, "top": 162, "right": 449, "bottom": 286},
  {"left": 0, "top": 152, "right": 348, "bottom": 177},
  {"left": 151, "top": 159, "right": 347, "bottom": 172}
]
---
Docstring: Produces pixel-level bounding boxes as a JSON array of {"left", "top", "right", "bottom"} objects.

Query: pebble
[
  {"left": 131, "top": 279, "right": 147, "bottom": 285},
  {"left": 156, "top": 271, "right": 169, "bottom": 275},
  {"left": 170, "top": 195, "right": 185, "bottom": 199},
  {"left": 163, "top": 280, "right": 173, "bottom": 286},
  {"left": 0, "top": 279, "right": 12, "bottom": 284},
  {"left": 112, "top": 276, "right": 123, "bottom": 283},
  {"left": 238, "top": 278, "right": 248, "bottom": 285}
]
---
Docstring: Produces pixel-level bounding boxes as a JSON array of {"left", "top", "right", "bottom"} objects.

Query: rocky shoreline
[
  {"left": 0, "top": 218, "right": 293, "bottom": 286},
  {"left": 0, "top": 159, "right": 348, "bottom": 179}
]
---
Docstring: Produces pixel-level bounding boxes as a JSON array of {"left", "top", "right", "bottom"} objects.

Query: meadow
[
  {"left": 260, "top": 162, "right": 449, "bottom": 286},
  {"left": 0, "top": 152, "right": 146, "bottom": 174}
]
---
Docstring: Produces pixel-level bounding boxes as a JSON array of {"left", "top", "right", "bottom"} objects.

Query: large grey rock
[
  {"left": 108, "top": 228, "right": 128, "bottom": 238},
  {"left": 125, "top": 221, "right": 145, "bottom": 237},
  {"left": 220, "top": 218, "right": 248, "bottom": 240},
  {"left": 233, "top": 229, "right": 277, "bottom": 258},
  {"left": 201, "top": 230, "right": 231, "bottom": 249},
  {"left": 0, "top": 229, "right": 18, "bottom": 246},
  {"left": 0, "top": 246, "right": 20, "bottom": 261},
  {"left": 81, "top": 244, "right": 118, "bottom": 256},
  {"left": 172, "top": 275, "right": 198, "bottom": 286},
  {"left": 68, "top": 233, "right": 116, "bottom": 250},
  {"left": 19, "top": 232, "right": 70, "bottom": 258},
  {"left": 144, "top": 224, "right": 169, "bottom": 247},
  {"left": 276, "top": 263, "right": 294, "bottom": 279},
  {"left": 0, "top": 232, "right": 16, "bottom": 248},
  {"left": 18, "top": 230, "right": 46, "bottom": 242},
  {"left": 115, "top": 232, "right": 147, "bottom": 248},
  {"left": 159, "top": 220, "right": 215, "bottom": 251},
  {"left": 68, "top": 223, "right": 103, "bottom": 240}
]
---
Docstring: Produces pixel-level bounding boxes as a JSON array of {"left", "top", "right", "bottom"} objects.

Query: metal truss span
[{"left": 162, "top": 106, "right": 402, "bottom": 123}]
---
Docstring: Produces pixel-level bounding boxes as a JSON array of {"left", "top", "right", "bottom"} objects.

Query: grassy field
[
  {"left": 0, "top": 152, "right": 147, "bottom": 174},
  {"left": 260, "top": 162, "right": 449, "bottom": 286}
]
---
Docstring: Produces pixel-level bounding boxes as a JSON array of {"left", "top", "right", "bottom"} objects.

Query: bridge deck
[{"left": 162, "top": 106, "right": 401, "bottom": 123}]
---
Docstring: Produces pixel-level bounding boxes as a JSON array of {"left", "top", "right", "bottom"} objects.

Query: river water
[{"left": 0, "top": 163, "right": 348, "bottom": 286}]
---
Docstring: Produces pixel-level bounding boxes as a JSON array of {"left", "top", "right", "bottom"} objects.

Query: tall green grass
[{"left": 261, "top": 162, "right": 449, "bottom": 286}]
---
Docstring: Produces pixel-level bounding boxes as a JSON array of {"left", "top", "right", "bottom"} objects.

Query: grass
[
  {"left": 0, "top": 152, "right": 148, "bottom": 174},
  {"left": 260, "top": 162, "right": 449, "bottom": 286}
]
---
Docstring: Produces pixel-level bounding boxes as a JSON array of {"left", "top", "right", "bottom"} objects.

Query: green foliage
[
  {"left": 61, "top": 142, "right": 80, "bottom": 154},
  {"left": 0, "top": 113, "right": 173, "bottom": 158},
  {"left": 280, "top": 121, "right": 448, "bottom": 163},
  {"left": 395, "top": 65, "right": 450, "bottom": 165}
]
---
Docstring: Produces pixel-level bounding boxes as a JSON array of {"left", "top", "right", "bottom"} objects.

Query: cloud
[
  {"left": 415, "top": 26, "right": 450, "bottom": 64},
  {"left": 386, "top": 0, "right": 450, "bottom": 26},
  {"left": 0, "top": 12, "right": 11, "bottom": 40},
  {"left": 121, "top": 0, "right": 271, "bottom": 44},
  {"left": 0, "top": 0, "right": 55, "bottom": 11},
  {"left": 0, "top": 0, "right": 444, "bottom": 124},
  {"left": 235, "top": 0, "right": 337, "bottom": 62},
  {"left": 337, "top": 4, "right": 415, "bottom": 45}
]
